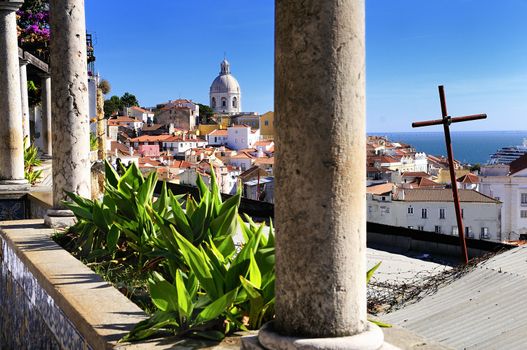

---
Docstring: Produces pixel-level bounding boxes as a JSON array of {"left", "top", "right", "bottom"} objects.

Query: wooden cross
[{"left": 412, "top": 85, "right": 487, "bottom": 264}]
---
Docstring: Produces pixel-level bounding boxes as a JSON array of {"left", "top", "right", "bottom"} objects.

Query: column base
[
  {"left": 241, "top": 322, "right": 391, "bottom": 350},
  {"left": 0, "top": 179, "right": 30, "bottom": 192},
  {"left": 44, "top": 209, "right": 77, "bottom": 229}
]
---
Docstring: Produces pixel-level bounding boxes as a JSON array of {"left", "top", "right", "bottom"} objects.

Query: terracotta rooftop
[
  {"left": 402, "top": 171, "right": 430, "bottom": 178},
  {"left": 457, "top": 173, "right": 480, "bottom": 184},
  {"left": 208, "top": 129, "right": 228, "bottom": 136},
  {"left": 366, "top": 183, "right": 393, "bottom": 195},
  {"left": 398, "top": 189, "right": 499, "bottom": 203},
  {"left": 130, "top": 135, "right": 171, "bottom": 143}
]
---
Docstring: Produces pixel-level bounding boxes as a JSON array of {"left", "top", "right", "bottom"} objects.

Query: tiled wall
[{"left": 0, "top": 238, "right": 91, "bottom": 350}]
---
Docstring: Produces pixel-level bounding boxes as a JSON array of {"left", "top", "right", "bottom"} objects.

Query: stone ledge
[
  {"left": 0, "top": 219, "right": 148, "bottom": 349},
  {"left": 0, "top": 219, "right": 248, "bottom": 349}
]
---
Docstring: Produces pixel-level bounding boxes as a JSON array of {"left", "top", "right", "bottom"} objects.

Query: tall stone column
[
  {"left": 96, "top": 87, "right": 106, "bottom": 160},
  {"left": 45, "top": 0, "right": 91, "bottom": 227},
  {"left": 40, "top": 74, "right": 52, "bottom": 156},
  {"left": 19, "top": 58, "right": 30, "bottom": 141},
  {"left": 253, "top": 0, "right": 383, "bottom": 348},
  {"left": 0, "top": 0, "right": 29, "bottom": 192}
]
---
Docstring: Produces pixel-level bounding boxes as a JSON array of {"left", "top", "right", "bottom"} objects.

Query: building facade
[{"left": 367, "top": 188, "right": 502, "bottom": 242}]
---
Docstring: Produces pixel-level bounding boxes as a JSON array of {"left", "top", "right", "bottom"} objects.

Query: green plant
[
  {"left": 24, "top": 137, "right": 42, "bottom": 185},
  {"left": 123, "top": 215, "right": 275, "bottom": 342},
  {"left": 366, "top": 262, "right": 391, "bottom": 328},
  {"left": 90, "top": 132, "right": 98, "bottom": 151}
]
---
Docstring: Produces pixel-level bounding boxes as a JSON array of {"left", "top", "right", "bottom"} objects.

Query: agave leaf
[
  {"left": 121, "top": 310, "right": 179, "bottom": 342},
  {"left": 149, "top": 271, "right": 179, "bottom": 312},
  {"left": 367, "top": 261, "right": 382, "bottom": 284},
  {"left": 175, "top": 269, "right": 193, "bottom": 319},
  {"left": 104, "top": 159, "right": 120, "bottom": 188},
  {"left": 106, "top": 224, "right": 120, "bottom": 252},
  {"left": 195, "top": 288, "right": 237, "bottom": 325},
  {"left": 248, "top": 254, "right": 262, "bottom": 288},
  {"left": 172, "top": 227, "right": 218, "bottom": 298},
  {"left": 368, "top": 318, "right": 392, "bottom": 328}
]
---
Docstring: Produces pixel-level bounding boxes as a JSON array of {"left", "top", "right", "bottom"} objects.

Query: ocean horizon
[{"left": 368, "top": 130, "right": 527, "bottom": 165}]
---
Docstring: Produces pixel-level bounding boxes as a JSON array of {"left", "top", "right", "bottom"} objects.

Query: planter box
[{"left": 0, "top": 219, "right": 240, "bottom": 349}]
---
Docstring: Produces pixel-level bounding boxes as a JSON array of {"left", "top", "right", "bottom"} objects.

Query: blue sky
[{"left": 86, "top": 1, "right": 527, "bottom": 132}]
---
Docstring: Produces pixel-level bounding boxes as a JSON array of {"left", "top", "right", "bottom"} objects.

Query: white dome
[
  {"left": 209, "top": 58, "right": 242, "bottom": 114},
  {"left": 210, "top": 74, "right": 240, "bottom": 94}
]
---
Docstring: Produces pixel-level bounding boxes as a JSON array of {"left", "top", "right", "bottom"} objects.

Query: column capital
[
  {"left": 0, "top": 0, "right": 24, "bottom": 11},
  {"left": 38, "top": 72, "right": 51, "bottom": 79},
  {"left": 19, "top": 58, "right": 30, "bottom": 66}
]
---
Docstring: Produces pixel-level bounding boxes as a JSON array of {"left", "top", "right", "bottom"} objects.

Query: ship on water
[{"left": 488, "top": 138, "right": 527, "bottom": 164}]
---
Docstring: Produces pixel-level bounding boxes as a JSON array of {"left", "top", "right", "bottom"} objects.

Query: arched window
[
  {"left": 211, "top": 97, "right": 216, "bottom": 108},
  {"left": 221, "top": 97, "right": 227, "bottom": 107},
  {"left": 232, "top": 97, "right": 238, "bottom": 108}
]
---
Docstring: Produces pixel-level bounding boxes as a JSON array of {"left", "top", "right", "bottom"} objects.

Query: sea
[{"left": 368, "top": 131, "right": 527, "bottom": 165}]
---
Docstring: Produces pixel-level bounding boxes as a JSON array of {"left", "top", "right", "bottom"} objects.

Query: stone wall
[
  {"left": 0, "top": 220, "right": 148, "bottom": 349},
  {"left": 0, "top": 236, "right": 89, "bottom": 349}
]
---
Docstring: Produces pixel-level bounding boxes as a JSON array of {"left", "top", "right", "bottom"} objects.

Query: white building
[
  {"left": 206, "top": 129, "right": 228, "bottom": 146},
  {"left": 479, "top": 159, "right": 527, "bottom": 240},
  {"left": 367, "top": 186, "right": 502, "bottom": 242},
  {"left": 162, "top": 135, "right": 207, "bottom": 157},
  {"left": 179, "top": 162, "right": 240, "bottom": 195},
  {"left": 210, "top": 59, "right": 241, "bottom": 114},
  {"left": 107, "top": 116, "right": 144, "bottom": 131},
  {"left": 125, "top": 106, "right": 155, "bottom": 123},
  {"left": 227, "top": 125, "right": 260, "bottom": 151}
]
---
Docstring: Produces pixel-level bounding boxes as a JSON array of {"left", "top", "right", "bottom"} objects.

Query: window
[
  {"left": 232, "top": 97, "right": 238, "bottom": 108},
  {"left": 422, "top": 208, "right": 427, "bottom": 219},
  {"left": 221, "top": 97, "right": 227, "bottom": 107},
  {"left": 264, "top": 120, "right": 269, "bottom": 126},
  {"left": 452, "top": 226, "right": 458, "bottom": 236},
  {"left": 461, "top": 208, "right": 464, "bottom": 218},
  {"left": 481, "top": 227, "right": 489, "bottom": 239},
  {"left": 417, "top": 226, "right": 424, "bottom": 231},
  {"left": 465, "top": 226, "right": 471, "bottom": 236},
  {"left": 212, "top": 97, "right": 216, "bottom": 108},
  {"left": 407, "top": 207, "right": 414, "bottom": 215},
  {"left": 522, "top": 193, "right": 527, "bottom": 205},
  {"left": 439, "top": 208, "right": 445, "bottom": 219},
  {"left": 521, "top": 210, "right": 527, "bottom": 218},
  {"left": 435, "top": 225, "right": 442, "bottom": 234}
]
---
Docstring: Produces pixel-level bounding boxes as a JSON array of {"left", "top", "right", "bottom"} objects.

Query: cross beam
[{"left": 412, "top": 85, "right": 487, "bottom": 264}]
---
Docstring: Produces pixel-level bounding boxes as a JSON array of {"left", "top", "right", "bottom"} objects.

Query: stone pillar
[
  {"left": 253, "top": 0, "right": 383, "bottom": 348},
  {"left": 0, "top": 0, "right": 29, "bottom": 192},
  {"left": 19, "top": 58, "right": 30, "bottom": 141},
  {"left": 40, "top": 74, "right": 52, "bottom": 156},
  {"left": 96, "top": 87, "right": 106, "bottom": 160},
  {"left": 45, "top": 0, "right": 91, "bottom": 227}
]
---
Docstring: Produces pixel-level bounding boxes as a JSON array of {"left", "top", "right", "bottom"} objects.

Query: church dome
[
  {"left": 210, "top": 59, "right": 240, "bottom": 94},
  {"left": 209, "top": 58, "right": 242, "bottom": 114}
]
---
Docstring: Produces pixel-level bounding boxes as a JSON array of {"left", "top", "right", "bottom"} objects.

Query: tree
[
  {"left": 98, "top": 79, "right": 111, "bottom": 95},
  {"left": 120, "top": 92, "right": 139, "bottom": 108},
  {"left": 197, "top": 103, "right": 214, "bottom": 124},
  {"left": 104, "top": 95, "right": 122, "bottom": 118}
]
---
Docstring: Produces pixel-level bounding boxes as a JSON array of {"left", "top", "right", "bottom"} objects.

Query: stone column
[
  {"left": 45, "top": 0, "right": 91, "bottom": 227},
  {"left": 253, "top": 0, "right": 383, "bottom": 348},
  {"left": 0, "top": 0, "right": 29, "bottom": 192},
  {"left": 40, "top": 74, "right": 52, "bottom": 156},
  {"left": 19, "top": 58, "right": 30, "bottom": 141},
  {"left": 96, "top": 86, "right": 106, "bottom": 160}
]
